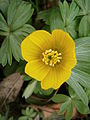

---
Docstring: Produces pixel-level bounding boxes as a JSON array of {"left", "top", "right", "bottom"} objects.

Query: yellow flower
[{"left": 21, "top": 29, "right": 77, "bottom": 90}]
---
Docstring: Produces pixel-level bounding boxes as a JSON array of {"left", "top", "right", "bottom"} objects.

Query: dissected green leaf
[
  {"left": 69, "top": 86, "right": 78, "bottom": 99},
  {"left": 47, "top": 0, "right": 79, "bottom": 38},
  {"left": 18, "top": 116, "right": 29, "bottom": 120},
  {"left": 59, "top": 0, "right": 69, "bottom": 25},
  {"left": 73, "top": 99, "right": 89, "bottom": 114},
  {"left": 65, "top": 102, "right": 73, "bottom": 120},
  {"left": 69, "top": 87, "right": 90, "bottom": 115},
  {"left": 37, "top": 1, "right": 79, "bottom": 38},
  {"left": 40, "top": 88, "right": 53, "bottom": 96},
  {"left": 0, "top": 0, "right": 9, "bottom": 16},
  {"left": 52, "top": 94, "right": 70, "bottom": 103},
  {"left": 58, "top": 0, "right": 79, "bottom": 38},
  {"left": 75, "top": 37, "right": 90, "bottom": 70},
  {"left": 71, "top": 69, "right": 90, "bottom": 89},
  {"left": 74, "top": 0, "right": 90, "bottom": 37},
  {"left": 11, "top": 4, "right": 33, "bottom": 30},
  {"left": 59, "top": 100, "right": 71, "bottom": 114},
  {"left": 67, "top": 77, "right": 88, "bottom": 106},
  {"left": 18, "top": 107, "right": 36, "bottom": 120},
  {"left": 37, "top": 8, "right": 52, "bottom": 25},
  {"left": 24, "top": 75, "right": 32, "bottom": 81},
  {"left": 75, "top": 0, "right": 90, "bottom": 16},
  {"left": 49, "top": 7, "right": 64, "bottom": 31},
  {"left": 0, "top": 37, "right": 12, "bottom": 66},
  {"left": 0, "top": 13, "right": 8, "bottom": 33},
  {"left": 67, "top": 36, "right": 90, "bottom": 105},
  {"left": 22, "top": 80, "right": 37, "bottom": 99},
  {"left": 0, "top": 0, "right": 35, "bottom": 66},
  {"left": 34, "top": 81, "right": 53, "bottom": 96},
  {"left": 13, "top": 24, "right": 35, "bottom": 39},
  {"left": 9, "top": 34, "right": 22, "bottom": 62},
  {"left": 79, "top": 16, "right": 90, "bottom": 37},
  {"left": 7, "top": 0, "right": 34, "bottom": 30},
  {"left": 86, "top": 89, "right": 90, "bottom": 101},
  {"left": 7, "top": 0, "right": 17, "bottom": 25},
  {"left": 4, "top": 61, "right": 18, "bottom": 76},
  {"left": 76, "top": 40, "right": 90, "bottom": 61}
]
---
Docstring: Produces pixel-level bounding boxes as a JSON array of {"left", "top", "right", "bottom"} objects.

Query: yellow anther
[
  {"left": 42, "top": 58, "right": 44, "bottom": 62},
  {"left": 42, "top": 49, "right": 62, "bottom": 67},
  {"left": 59, "top": 53, "right": 62, "bottom": 55}
]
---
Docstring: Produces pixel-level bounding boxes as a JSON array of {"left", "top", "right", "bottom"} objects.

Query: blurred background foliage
[{"left": 0, "top": 0, "right": 90, "bottom": 120}]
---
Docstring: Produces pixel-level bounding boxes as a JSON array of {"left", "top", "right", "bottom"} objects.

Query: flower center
[{"left": 42, "top": 49, "right": 62, "bottom": 67}]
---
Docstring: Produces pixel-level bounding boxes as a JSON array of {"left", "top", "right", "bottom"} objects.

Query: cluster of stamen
[{"left": 42, "top": 49, "right": 62, "bottom": 67}]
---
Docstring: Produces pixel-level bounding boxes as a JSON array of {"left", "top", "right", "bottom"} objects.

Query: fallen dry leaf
[
  {"left": 41, "top": 104, "right": 60, "bottom": 119},
  {"left": 28, "top": 103, "right": 77, "bottom": 120},
  {"left": 0, "top": 73, "right": 24, "bottom": 108}
]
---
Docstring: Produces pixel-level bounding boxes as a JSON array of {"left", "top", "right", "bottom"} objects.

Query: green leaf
[
  {"left": 69, "top": 86, "right": 77, "bottom": 99},
  {"left": 7, "top": 0, "right": 34, "bottom": 30},
  {"left": 37, "top": 1, "right": 79, "bottom": 38},
  {"left": 75, "top": 37, "right": 90, "bottom": 68},
  {"left": 13, "top": 24, "right": 35, "bottom": 38},
  {"left": 26, "top": 108, "right": 36, "bottom": 118},
  {"left": 50, "top": 1, "right": 79, "bottom": 38},
  {"left": 74, "top": 61, "right": 90, "bottom": 75},
  {"left": 37, "top": 9, "right": 52, "bottom": 25},
  {"left": 59, "top": 0, "right": 79, "bottom": 23},
  {"left": 67, "top": 77, "right": 88, "bottom": 106},
  {"left": 0, "top": 0, "right": 9, "bottom": 16},
  {"left": 73, "top": 99, "right": 89, "bottom": 114},
  {"left": 4, "top": 61, "right": 18, "bottom": 76},
  {"left": 68, "top": 1, "right": 79, "bottom": 24},
  {"left": 58, "top": 97, "right": 73, "bottom": 120},
  {"left": 75, "top": 0, "right": 90, "bottom": 16},
  {"left": 19, "top": 107, "right": 36, "bottom": 120},
  {"left": 7, "top": 0, "right": 17, "bottom": 25},
  {"left": 16, "top": 60, "right": 26, "bottom": 74},
  {"left": 0, "top": 37, "right": 12, "bottom": 66},
  {"left": 49, "top": 7, "right": 64, "bottom": 31},
  {"left": 67, "top": 36, "right": 90, "bottom": 105},
  {"left": 18, "top": 116, "right": 28, "bottom": 120},
  {"left": 59, "top": 0, "right": 69, "bottom": 25},
  {"left": 24, "top": 75, "right": 32, "bottom": 81},
  {"left": 0, "top": 13, "right": 8, "bottom": 33},
  {"left": 71, "top": 68, "right": 90, "bottom": 89},
  {"left": 52, "top": 94, "right": 70, "bottom": 103},
  {"left": 40, "top": 88, "right": 53, "bottom": 96},
  {"left": 86, "top": 89, "right": 90, "bottom": 100},
  {"left": 26, "top": 107, "right": 32, "bottom": 116},
  {"left": 59, "top": 1, "right": 79, "bottom": 38},
  {"left": 79, "top": 16, "right": 90, "bottom": 37},
  {"left": 34, "top": 82, "right": 53, "bottom": 96},
  {"left": 22, "top": 80, "right": 37, "bottom": 99},
  {"left": 8, "top": 117, "right": 13, "bottom": 120},
  {"left": 0, "top": 114, "right": 5, "bottom": 120},
  {"left": 59, "top": 101, "right": 70, "bottom": 114},
  {"left": 65, "top": 102, "right": 73, "bottom": 120},
  {"left": 10, "top": 34, "right": 22, "bottom": 62},
  {"left": 0, "top": 0, "right": 35, "bottom": 66}
]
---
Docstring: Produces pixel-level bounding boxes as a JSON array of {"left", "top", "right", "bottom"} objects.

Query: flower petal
[
  {"left": 52, "top": 29, "right": 77, "bottom": 69},
  {"left": 41, "top": 65, "right": 71, "bottom": 90},
  {"left": 21, "top": 30, "right": 52, "bottom": 62},
  {"left": 25, "top": 59, "right": 50, "bottom": 81}
]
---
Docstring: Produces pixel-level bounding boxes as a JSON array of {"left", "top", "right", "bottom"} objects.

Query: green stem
[
  {"left": 29, "top": 0, "right": 38, "bottom": 11},
  {"left": 35, "top": 0, "right": 39, "bottom": 12}
]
